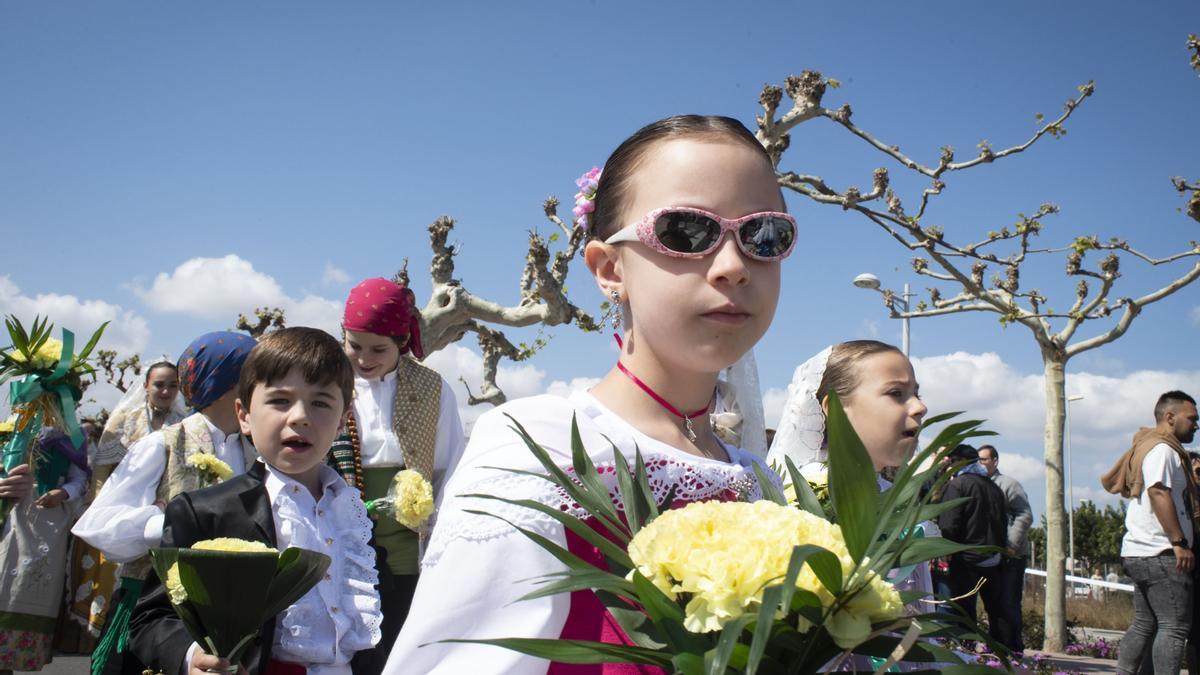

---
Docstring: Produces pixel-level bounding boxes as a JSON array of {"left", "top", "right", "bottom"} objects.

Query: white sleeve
[
  {"left": 1141, "top": 444, "right": 1176, "bottom": 490},
  {"left": 60, "top": 462, "right": 88, "bottom": 502},
  {"left": 71, "top": 431, "right": 168, "bottom": 562},
  {"left": 385, "top": 528, "right": 567, "bottom": 674},
  {"left": 432, "top": 379, "right": 467, "bottom": 500},
  {"left": 385, "top": 408, "right": 569, "bottom": 675}
]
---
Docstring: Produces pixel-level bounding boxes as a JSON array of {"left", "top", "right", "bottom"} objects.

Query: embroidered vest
[
  {"left": 124, "top": 415, "right": 255, "bottom": 580},
  {"left": 330, "top": 357, "right": 443, "bottom": 490}
]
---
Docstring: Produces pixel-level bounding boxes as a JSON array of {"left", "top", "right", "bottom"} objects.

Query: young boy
[{"left": 128, "top": 327, "right": 382, "bottom": 675}]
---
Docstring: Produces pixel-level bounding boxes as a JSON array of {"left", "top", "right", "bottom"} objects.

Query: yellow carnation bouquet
[
  {"left": 0, "top": 315, "right": 107, "bottom": 526},
  {"left": 186, "top": 453, "right": 234, "bottom": 487},
  {"left": 454, "top": 395, "right": 1006, "bottom": 673},
  {"left": 366, "top": 468, "right": 435, "bottom": 530},
  {"left": 150, "top": 538, "right": 330, "bottom": 667}
]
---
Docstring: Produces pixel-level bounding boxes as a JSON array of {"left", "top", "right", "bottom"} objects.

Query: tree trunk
[{"left": 1041, "top": 353, "right": 1068, "bottom": 652}]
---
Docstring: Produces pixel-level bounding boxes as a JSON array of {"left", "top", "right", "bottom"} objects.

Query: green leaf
[
  {"left": 783, "top": 458, "right": 824, "bottom": 517},
  {"left": 74, "top": 321, "right": 109, "bottom": 363},
  {"left": 611, "top": 443, "right": 643, "bottom": 535},
  {"left": 824, "top": 392, "right": 879, "bottom": 560},
  {"left": 262, "top": 547, "right": 331, "bottom": 621},
  {"left": 629, "top": 571, "right": 707, "bottom": 653},
  {"left": 441, "top": 637, "right": 674, "bottom": 666},
  {"left": 707, "top": 614, "right": 756, "bottom": 674},
  {"left": 753, "top": 462, "right": 785, "bottom": 505},
  {"left": 672, "top": 653, "right": 705, "bottom": 675}
]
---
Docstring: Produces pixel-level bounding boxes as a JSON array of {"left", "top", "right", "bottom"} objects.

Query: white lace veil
[
  {"left": 766, "top": 345, "right": 833, "bottom": 470},
  {"left": 712, "top": 349, "right": 768, "bottom": 457},
  {"left": 93, "top": 373, "right": 188, "bottom": 467}
]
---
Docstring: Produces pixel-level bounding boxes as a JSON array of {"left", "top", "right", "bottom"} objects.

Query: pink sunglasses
[{"left": 604, "top": 207, "right": 797, "bottom": 261}]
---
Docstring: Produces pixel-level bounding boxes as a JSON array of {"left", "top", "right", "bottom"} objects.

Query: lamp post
[
  {"left": 853, "top": 273, "right": 911, "bottom": 356},
  {"left": 1066, "top": 393, "right": 1084, "bottom": 575}
]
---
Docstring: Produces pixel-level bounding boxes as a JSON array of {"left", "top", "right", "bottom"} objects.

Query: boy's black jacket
[{"left": 128, "top": 460, "right": 393, "bottom": 675}]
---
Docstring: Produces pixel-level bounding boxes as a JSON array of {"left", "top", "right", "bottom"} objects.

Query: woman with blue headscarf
[{"left": 72, "top": 331, "right": 257, "bottom": 675}]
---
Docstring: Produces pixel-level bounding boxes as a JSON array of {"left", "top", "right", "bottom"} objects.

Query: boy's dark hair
[
  {"left": 1155, "top": 390, "right": 1196, "bottom": 422},
  {"left": 237, "top": 327, "right": 354, "bottom": 411},
  {"left": 588, "top": 115, "right": 782, "bottom": 241}
]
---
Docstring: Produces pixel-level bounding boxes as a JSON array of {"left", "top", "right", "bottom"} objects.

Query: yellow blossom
[
  {"left": 164, "top": 563, "right": 188, "bottom": 605},
  {"left": 390, "top": 469, "right": 435, "bottom": 529},
  {"left": 192, "top": 538, "right": 278, "bottom": 553},
  {"left": 186, "top": 453, "right": 234, "bottom": 483},
  {"left": 8, "top": 338, "right": 64, "bottom": 370},
  {"left": 626, "top": 499, "right": 902, "bottom": 645},
  {"left": 0, "top": 417, "right": 15, "bottom": 434}
]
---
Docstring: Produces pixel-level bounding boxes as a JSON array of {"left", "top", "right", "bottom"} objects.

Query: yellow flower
[
  {"left": 186, "top": 453, "right": 234, "bottom": 483},
  {"left": 8, "top": 338, "right": 64, "bottom": 370},
  {"left": 626, "top": 499, "right": 902, "bottom": 645},
  {"left": 192, "top": 538, "right": 278, "bottom": 553},
  {"left": 0, "top": 417, "right": 15, "bottom": 434},
  {"left": 164, "top": 563, "right": 188, "bottom": 605},
  {"left": 390, "top": 469, "right": 435, "bottom": 529}
]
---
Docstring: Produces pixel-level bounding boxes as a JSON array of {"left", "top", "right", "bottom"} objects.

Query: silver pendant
[{"left": 683, "top": 417, "right": 697, "bottom": 442}]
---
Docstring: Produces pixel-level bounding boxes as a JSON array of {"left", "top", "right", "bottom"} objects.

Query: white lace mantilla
[
  {"left": 273, "top": 481, "right": 382, "bottom": 662},
  {"left": 423, "top": 452, "right": 776, "bottom": 568}
]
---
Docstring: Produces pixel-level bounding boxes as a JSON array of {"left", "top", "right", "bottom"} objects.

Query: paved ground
[{"left": 38, "top": 654, "right": 88, "bottom": 675}]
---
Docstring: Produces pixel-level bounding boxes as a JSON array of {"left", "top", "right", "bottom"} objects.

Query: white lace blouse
[
  {"left": 263, "top": 462, "right": 381, "bottom": 674},
  {"left": 383, "top": 390, "right": 776, "bottom": 675}
]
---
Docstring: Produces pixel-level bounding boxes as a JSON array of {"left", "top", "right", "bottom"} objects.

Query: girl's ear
[
  {"left": 820, "top": 395, "right": 830, "bottom": 416},
  {"left": 584, "top": 239, "right": 624, "bottom": 299}
]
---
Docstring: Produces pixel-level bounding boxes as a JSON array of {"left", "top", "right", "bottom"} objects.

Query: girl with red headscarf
[{"left": 330, "top": 277, "right": 466, "bottom": 666}]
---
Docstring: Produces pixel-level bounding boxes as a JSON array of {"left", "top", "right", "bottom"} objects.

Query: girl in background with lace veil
[
  {"left": 59, "top": 362, "right": 186, "bottom": 655},
  {"left": 383, "top": 115, "right": 795, "bottom": 674},
  {"left": 767, "top": 340, "right": 933, "bottom": 596}
]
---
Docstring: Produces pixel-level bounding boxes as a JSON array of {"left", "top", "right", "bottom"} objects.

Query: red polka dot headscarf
[{"left": 342, "top": 277, "right": 425, "bottom": 359}]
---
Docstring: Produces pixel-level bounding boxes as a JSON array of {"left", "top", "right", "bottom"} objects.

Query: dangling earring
[{"left": 609, "top": 289, "right": 622, "bottom": 331}]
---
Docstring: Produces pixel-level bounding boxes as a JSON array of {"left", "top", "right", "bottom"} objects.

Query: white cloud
[
  {"left": 762, "top": 386, "right": 789, "bottom": 430},
  {"left": 422, "top": 343, "right": 550, "bottom": 432},
  {"left": 908, "top": 351, "right": 1199, "bottom": 515},
  {"left": 131, "top": 255, "right": 343, "bottom": 335},
  {"left": 322, "top": 263, "right": 350, "bottom": 288},
  {"left": 0, "top": 275, "right": 150, "bottom": 355}
]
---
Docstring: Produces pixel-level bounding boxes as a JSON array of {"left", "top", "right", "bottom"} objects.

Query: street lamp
[
  {"left": 852, "top": 273, "right": 911, "bottom": 356},
  {"left": 1066, "top": 393, "right": 1084, "bottom": 575}
]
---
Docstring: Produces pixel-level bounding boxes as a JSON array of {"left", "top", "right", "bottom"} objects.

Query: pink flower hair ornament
[{"left": 572, "top": 166, "right": 602, "bottom": 231}]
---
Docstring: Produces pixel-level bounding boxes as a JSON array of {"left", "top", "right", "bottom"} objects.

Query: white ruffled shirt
[
  {"left": 263, "top": 462, "right": 381, "bottom": 674},
  {"left": 384, "top": 390, "right": 774, "bottom": 675},
  {"left": 351, "top": 370, "right": 466, "bottom": 495},
  {"left": 71, "top": 413, "right": 254, "bottom": 563}
]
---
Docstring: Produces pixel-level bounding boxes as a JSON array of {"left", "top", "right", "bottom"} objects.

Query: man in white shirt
[{"left": 1107, "top": 391, "right": 1199, "bottom": 675}]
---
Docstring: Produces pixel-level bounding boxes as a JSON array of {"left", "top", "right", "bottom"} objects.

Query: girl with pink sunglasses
[{"left": 384, "top": 115, "right": 793, "bottom": 674}]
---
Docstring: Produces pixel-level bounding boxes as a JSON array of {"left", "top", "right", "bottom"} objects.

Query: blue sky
[{"left": 1, "top": 1, "right": 1197, "bottom": 518}]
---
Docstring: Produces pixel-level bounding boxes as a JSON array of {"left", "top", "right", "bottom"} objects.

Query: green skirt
[{"left": 364, "top": 467, "right": 420, "bottom": 576}]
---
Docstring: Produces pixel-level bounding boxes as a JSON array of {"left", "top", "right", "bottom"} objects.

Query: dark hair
[
  {"left": 144, "top": 360, "right": 179, "bottom": 383},
  {"left": 817, "top": 340, "right": 905, "bottom": 405},
  {"left": 588, "top": 115, "right": 780, "bottom": 240},
  {"left": 1155, "top": 390, "right": 1197, "bottom": 422},
  {"left": 978, "top": 444, "right": 998, "bottom": 460},
  {"left": 948, "top": 444, "right": 979, "bottom": 461},
  {"left": 238, "top": 327, "right": 354, "bottom": 412}
]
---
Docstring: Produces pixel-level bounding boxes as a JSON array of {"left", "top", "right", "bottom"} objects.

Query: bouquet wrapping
[
  {"left": 0, "top": 315, "right": 106, "bottom": 526},
  {"left": 149, "top": 538, "right": 331, "bottom": 667}
]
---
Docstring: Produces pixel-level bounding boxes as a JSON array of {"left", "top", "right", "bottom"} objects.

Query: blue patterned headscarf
[{"left": 176, "top": 331, "right": 257, "bottom": 410}]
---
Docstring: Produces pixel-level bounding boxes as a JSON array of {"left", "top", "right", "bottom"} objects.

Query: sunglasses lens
[
  {"left": 738, "top": 216, "right": 795, "bottom": 259},
  {"left": 653, "top": 212, "right": 721, "bottom": 254}
]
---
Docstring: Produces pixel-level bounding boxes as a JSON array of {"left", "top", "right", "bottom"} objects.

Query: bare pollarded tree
[
  {"left": 236, "top": 197, "right": 600, "bottom": 405},
  {"left": 755, "top": 38, "right": 1200, "bottom": 650}
]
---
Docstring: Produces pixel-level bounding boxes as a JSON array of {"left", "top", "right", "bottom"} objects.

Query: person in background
[
  {"left": 0, "top": 429, "right": 89, "bottom": 673},
  {"left": 976, "top": 444, "right": 1032, "bottom": 654},
  {"left": 1101, "top": 390, "right": 1199, "bottom": 675},
  {"left": 936, "top": 444, "right": 1008, "bottom": 641}
]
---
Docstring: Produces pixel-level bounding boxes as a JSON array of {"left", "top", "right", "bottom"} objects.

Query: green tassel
[{"left": 91, "top": 577, "right": 145, "bottom": 675}]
